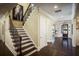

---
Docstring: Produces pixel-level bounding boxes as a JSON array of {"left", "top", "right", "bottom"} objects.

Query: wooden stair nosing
[
  {"left": 10, "top": 30, "right": 25, "bottom": 32},
  {"left": 15, "top": 44, "right": 34, "bottom": 52},
  {"left": 10, "top": 33, "right": 26, "bottom": 35},
  {"left": 11, "top": 35, "right": 28, "bottom": 38},
  {"left": 17, "top": 47, "right": 37, "bottom": 56},
  {"left": 16, "top": 46, "right": 35, "bottom": 53},
  {"left": 11, "top": 36, "right": 29, "bottom": 40},
  {"left": 14, "top": 41, "right": 32, "bottom": 47},
  {"left": 26, "top": 49, "right": 37, "bottom": 56},
  {"left": 12, "top": 38, "right": 30, "bottom": 43}
]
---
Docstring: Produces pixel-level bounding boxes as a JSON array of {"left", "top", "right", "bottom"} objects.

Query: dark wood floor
[
  {"left": 31, "top": 37, "right": 75, "bottom": 56},
  {"left": 76, "top": 46, "right": 79, "bottom": 56},
  {"left": 0, "top": 40, "right": 13, "bottom": 56},
  {"left": 0, "top": 38, "right": 76, "bottom": 56}
]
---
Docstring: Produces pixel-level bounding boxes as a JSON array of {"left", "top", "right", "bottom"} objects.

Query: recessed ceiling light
[
  {"left": 54, "top": 5, "right": 62, "bottom": 13},
  {"left": 54, "top": 5, "right": 58, "bottom": 9}
]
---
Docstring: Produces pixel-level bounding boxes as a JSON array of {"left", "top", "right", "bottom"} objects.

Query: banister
[
  {"left": 22, "top": 3, "right": 31, "bottom": 20},
  {"left": 22, "top": 3, "right": 32, "bottom": 25},
  {"left": 19, "top": 36, "right": 22, "bottom": 56}
]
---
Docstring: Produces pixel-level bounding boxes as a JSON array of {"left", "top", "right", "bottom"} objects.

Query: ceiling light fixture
[
  {"left": 54, "top": 5, "right": 61, "bottom": 13},
  {"left": 54, "top": 5, "right": 58, "bottom": 9}
]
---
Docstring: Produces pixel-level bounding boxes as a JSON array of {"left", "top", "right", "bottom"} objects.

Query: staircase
[
  {"left": 9, "top": 27, "right": 37, "bottom": 56},
  {"left": 8, "top": 3, "right": 38, "bottom": 56}
]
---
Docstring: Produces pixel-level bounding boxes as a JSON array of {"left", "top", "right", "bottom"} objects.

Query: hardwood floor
[
  {"left": 31, "top": 37, "right": 75, "bottom": 56},
  {"left": 0, "top": 40, "right": 13, "bottom": 56},
  {"left": 0, "top": 38, "right": 76, "bottom": 56},
  {"left": 76, "top": 46, "right": 79, "bottom": 56}
]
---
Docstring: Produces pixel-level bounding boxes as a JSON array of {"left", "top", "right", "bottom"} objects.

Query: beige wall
[
  {"left": 23, "top": 7, "right": 55, "bottom": 50},
  {"left": 0, "top": 21, "right": 3, "bottom": 40},
  {"left": 76, "top": 30, "right": 79, "bottom": 45},
  {"left": 76, "top": 18, "right": 79, "bottom": 46},
  {"left": 23, "top": 7, "right": 39, "bottom": 48}
]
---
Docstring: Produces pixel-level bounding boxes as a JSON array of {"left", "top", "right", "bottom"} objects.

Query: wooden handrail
[
  {"left": 22, "top": 3, "right": 32, "bottom": 25},
  {"left": 22, "top": 3, "right": 31, "bottom": 20},
  {"left": 19, "top": 36, "right": 22, "bottom": 56}
]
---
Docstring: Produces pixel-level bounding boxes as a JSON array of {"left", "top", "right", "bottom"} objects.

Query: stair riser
[
  {"left": 12, "top": 39, "right": 31, "bottom": 43},
  {"left": 10, "top": 31, "right": 25, "bottom": 33},
  {"left": 11, "top": 35, "right": 28, "bottom": 38},
  {"left": 13, "top": 41, "right": 32, "bottom": 47},
  {"left": 10, "top": 28, "right": 37, "bottom": 56},
  {"left": 15, "top": 44, "right": 34, "bottom": 52},
  {"left": 17, "top": 47, "right": 37, "bottom": 56},
  {"left": 15, "top": 43, "right": 33, "bottom": 49},
  {"left": 17, "top": 46, "right": 35, "bottom": 54},
  {"left": 25, "top": 50, "right": 37, "bottom": 56}
]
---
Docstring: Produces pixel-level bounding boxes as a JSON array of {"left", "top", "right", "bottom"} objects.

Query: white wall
[
  {"left": 39, "top": 12, "right": 47, "bottom": 49},
  {"left": 39, "top": 8, "right": 55, "bottom": 50},
  {"left": 55, "top": 22, "right": 62, "bottom": 37},
  {"left": 46, "top": 19, "right": 55, "bottom": 43}
]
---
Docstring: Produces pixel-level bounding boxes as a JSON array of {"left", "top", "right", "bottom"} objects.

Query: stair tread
[
  {"left": 11, "top": 35, "right": 28, "bottom": 38},
  {"left": 11, "top": 36, "right": 29, "bottom": 40},
  {"left": 17, "top": 46, "right": 35, "bottom": 54},
  {"left": 14, "top": 41, "right": 32, "bottom": 47},
  {"left": 11, "top": 34, "right": 28, "bottom": 36},
  {"left": 10, "top": 30, "right": 25, "bottom": 32},
  {"left": 15, "top": 42, "right": 33, "bottom": 48},
  {"left": 17, "top": 47, "right": 37, "bottom": 56},
  {"left": 15, "top": 44, "right": 34, "bottom": 52},
  {"left": 10, "top": 28, "right": 23, "bottom": 30},
  {"left": 22, "top": 46, "right": 35, "bottom": 53},
  {"left": 24, "top": 49, "right": 37, "bottom": 56},
  {"left": 10, "top": 33, "right": 26, "bottom": 35},
  {"left": 12, "top": 38, "right": 30, "bottom": 42},
  {"left": 10, "top": 27, "right": 37, "bottom": 56}
]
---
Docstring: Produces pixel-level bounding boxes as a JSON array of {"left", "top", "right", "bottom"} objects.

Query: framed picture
[{"left": 13, "top": 4, "right": 23, "bottom": 21}]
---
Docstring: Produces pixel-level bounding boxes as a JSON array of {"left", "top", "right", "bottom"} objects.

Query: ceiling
[
  {"left": 0, "top": 3, "right": 17, "bottom": 18},
  {"left": 34, "top": 3, "right": 75, "bottom": 21}
]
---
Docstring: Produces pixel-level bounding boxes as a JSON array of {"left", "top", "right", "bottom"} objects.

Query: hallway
[
  {"left": 0, "top": 3, "right": 77, "bottom": 56},
  {"left": 31, "top": 38, "right": 75, "bottom": 56}
]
